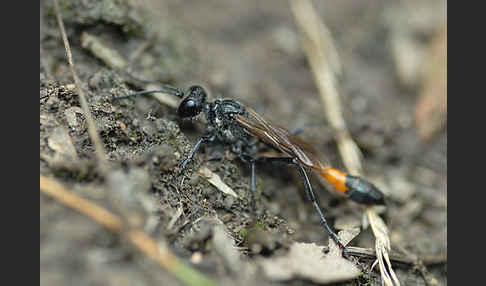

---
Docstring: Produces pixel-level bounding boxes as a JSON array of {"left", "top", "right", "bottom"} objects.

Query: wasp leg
[
  {"left": 238, "top": 154, "right": 258, "bottom": 216},
  {"left": 249, "top": 159, "right": 257, "bottom": 214},
  {"left": 258, "top": 156, "right": 348, "bottom": 256},
  {"left": 177, "top": 135, "right": 214, "bottom": 176}
]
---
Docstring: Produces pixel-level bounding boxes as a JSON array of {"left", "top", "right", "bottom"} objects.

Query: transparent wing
[{"left": 235, "top": 106, "right": 330, "bottom": 170}]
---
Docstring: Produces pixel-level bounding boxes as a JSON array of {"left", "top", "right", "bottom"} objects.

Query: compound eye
[{"left": 178, "top": 97, "right": 202, "bottom": 118}]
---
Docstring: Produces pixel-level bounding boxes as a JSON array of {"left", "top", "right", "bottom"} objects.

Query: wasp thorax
[{"left": 177, "top": 85, "right": 207, "bottom": 118}]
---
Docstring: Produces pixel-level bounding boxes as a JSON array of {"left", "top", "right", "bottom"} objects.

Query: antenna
[{"left": 113, "top": 83, "right": 184, "bottom": 100}]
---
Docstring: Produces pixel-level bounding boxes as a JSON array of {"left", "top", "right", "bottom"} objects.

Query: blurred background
[{"left": 41, "top": 0, "right": 446, "bottom": 285}]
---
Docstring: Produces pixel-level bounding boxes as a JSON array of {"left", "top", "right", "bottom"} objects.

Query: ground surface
[{"left": 40, "top": 1, "right": 447, "bottom": 285}]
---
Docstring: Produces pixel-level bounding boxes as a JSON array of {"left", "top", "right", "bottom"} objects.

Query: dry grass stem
[
  {"left": 40, "top": 175, "right": 122, "bottom": 232},
  {"left": 367, "top": 209, "right": 400, "bottom": 286},
  {"left": 290, "top": 0, "right": 362, "bottom": 175},
  {"left": 77, "top": 30, "right": 178, "bottom": 109},
  {"left": 290, "top": 1, "right": 399, "bottom": 284},
  {"left": 345, "top": 246, "right": 446, "bottom": 267},
  {"left": 53, "top": 0, "right": 108, "bottom": 173},
  {"left": 81, "top": 31, "right": 128, "bottom": 70},
  {"left": 77, "top": 29, "right": 179, "bottom": 110},
  {"left": 40, "top": 175, "right": 218, "bottom": 286}
]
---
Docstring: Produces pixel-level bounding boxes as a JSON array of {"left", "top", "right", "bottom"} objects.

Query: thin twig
[
  {"left": 53, "top": 0, "right": 108, "bottom": 174},
  {"left": 290, "top": 1, "right": 400, "bottom": 285},
  {"left": 344, "top": 247, "right": 447, "bottom": 267},
  {"left": 40, "top": 175, "right": 219, "bottom": 286}
]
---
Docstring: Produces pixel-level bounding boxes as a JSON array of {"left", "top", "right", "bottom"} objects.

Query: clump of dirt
[{"left": 40, "top": 1, "right": 446, "bottom": 285}]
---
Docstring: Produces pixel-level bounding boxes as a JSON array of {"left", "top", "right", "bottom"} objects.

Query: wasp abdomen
[{"left": 345, "top": 175, "right": 385, "bottom": 205}]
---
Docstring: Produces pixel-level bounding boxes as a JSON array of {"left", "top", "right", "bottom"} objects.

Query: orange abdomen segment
[{"left": 320, "top": 168, "right": 349, "bottom": 193}]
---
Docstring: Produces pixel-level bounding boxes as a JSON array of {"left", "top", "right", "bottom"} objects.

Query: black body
[
  {"left": 203, "top": 99, "right": 258, "bottom": 155},
  {"left": 346, "top": 175, "right": 385, "bottom": 205},
  {"left": 115, "top": 84, "right": 386, "bottom": 256}
]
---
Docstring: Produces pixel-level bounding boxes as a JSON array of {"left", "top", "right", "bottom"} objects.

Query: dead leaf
[
  {"left": 198, "top": 167, "right": 238, "bottom": 198},
  {"left": 259, "top": 242, "right": 360, "bottom": 284}
]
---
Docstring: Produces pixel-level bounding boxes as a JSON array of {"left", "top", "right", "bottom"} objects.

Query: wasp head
[{"left": 177, "top": 85, "right": 207, "bottom": 118}]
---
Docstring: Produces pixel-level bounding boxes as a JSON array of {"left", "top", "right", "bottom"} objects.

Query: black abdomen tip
[{"left": 345, "top": 175, "right": 385, "bottom": 205}]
